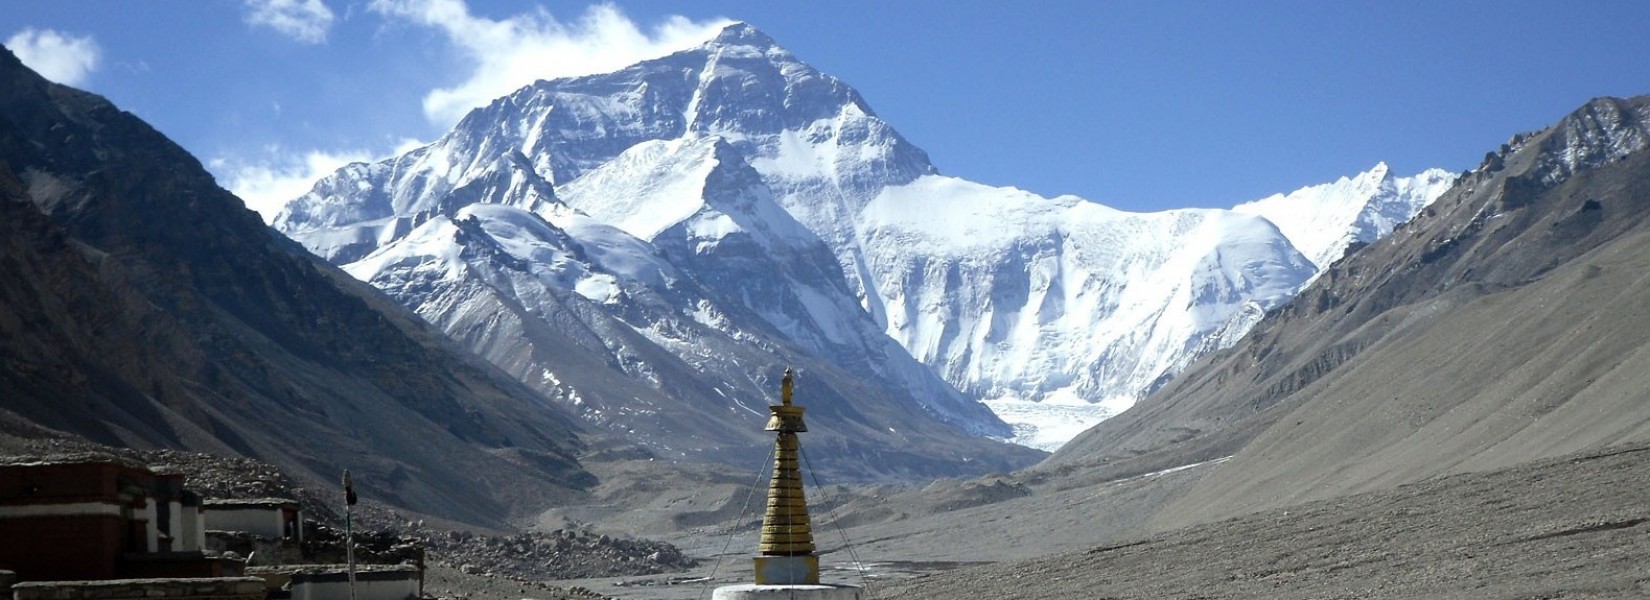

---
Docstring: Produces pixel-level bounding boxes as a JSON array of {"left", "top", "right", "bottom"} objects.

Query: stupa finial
[{"left": 781, "top": 367, "right": 794, "bottom": 406}]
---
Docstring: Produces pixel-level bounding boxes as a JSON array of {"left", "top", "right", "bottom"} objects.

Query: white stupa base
[{"left": 711, "top": 583, "right": 864, "bottom": 600}]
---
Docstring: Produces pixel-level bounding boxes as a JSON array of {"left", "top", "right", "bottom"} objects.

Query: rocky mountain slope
[
  {"left": 0, "top": 45, "right": 591, "bottom": 527},
  {"left": 1049, "top": 95, "right": 1650, "bottom": 528},
  {"left": 275, "top": 23, "right": 1447, "bottom": 451}
]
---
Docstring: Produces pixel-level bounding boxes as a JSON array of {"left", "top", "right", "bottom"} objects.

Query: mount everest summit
[{"left": 275, "top": 23, "right": 1450, "bottom": 452}]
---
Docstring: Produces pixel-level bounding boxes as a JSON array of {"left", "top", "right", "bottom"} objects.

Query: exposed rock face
[
  {"left": 0, "top": 45, "right": 591, "bottom": 527},
  {"left": 1050, "top": 95, "right": 1650, "bottom": 526}
]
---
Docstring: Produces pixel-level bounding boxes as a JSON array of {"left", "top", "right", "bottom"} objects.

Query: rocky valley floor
[{"left": 876, "top": 442, "right": 1650, "bottom": 600}]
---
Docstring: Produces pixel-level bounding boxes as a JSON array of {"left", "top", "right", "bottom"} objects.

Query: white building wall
[
  {"left": 166, "top": 500, "right": 183, "bottom": 550},
  {"left": 292, "top": 577, "right": 418, "bottom": 600},
  {"left": 178, "top": 506, "right": 204, "bottom": 552},
  {"left": 140, "top": 500, "right": 158, "bottom": 553},
  {"left": 204, "top": 507, "right": 285, "bottom": 538}
]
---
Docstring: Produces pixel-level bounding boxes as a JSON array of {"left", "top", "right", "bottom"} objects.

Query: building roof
[
  {"left": 0, "top": 453, "right": 149, "bottom": 470},
  {"left": 247, "top": 565, "right": 416, "bottom": 576},
  {"left": 200, "top": 498, "right": 299, "bottom": 509}
]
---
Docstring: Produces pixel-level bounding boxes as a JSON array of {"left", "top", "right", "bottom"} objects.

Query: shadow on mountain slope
[{"left": 0, "top": 44, "right": 589, "bottom": 527}]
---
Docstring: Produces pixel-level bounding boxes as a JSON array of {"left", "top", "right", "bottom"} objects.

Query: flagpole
[{"left": 343, "top": 470, "right": 358, "bottom": 600}]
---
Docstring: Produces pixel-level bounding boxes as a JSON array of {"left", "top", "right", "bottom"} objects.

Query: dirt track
[{"left": 878, "top": 443, "right": 1650, "bottom": 599}]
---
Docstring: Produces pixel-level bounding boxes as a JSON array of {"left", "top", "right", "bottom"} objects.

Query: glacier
[{"left": 274, "top": 22, "right": 1451, "bottom": 452}]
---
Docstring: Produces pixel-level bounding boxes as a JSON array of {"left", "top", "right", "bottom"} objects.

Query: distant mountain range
[{"left": 277, "top": 23, "right": 1450, "bottom": 450}]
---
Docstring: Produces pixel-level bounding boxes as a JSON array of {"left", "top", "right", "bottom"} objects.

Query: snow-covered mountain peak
[
  {"left": 275, "top": 19, "right": 934, "bottom": 269},
  {"left": 1233, "top": 164, "right": 1453, "bottom": 271},
  {"left": 703, "top": 22, "right": 781, "bottom": 52},
  {"left": 1365, "top": 160, "right": 1391, "bottom": 178},
  {"left": 677, "top": 26, "right": 882, "bottom": 143}
]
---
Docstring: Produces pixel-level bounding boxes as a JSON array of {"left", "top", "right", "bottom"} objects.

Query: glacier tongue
[
  {"left": 982, "top": 397, "right": 1128, "bottom": 453},
  {"left": 275, "top": 22, "right": 1454, "bottom": 453}
]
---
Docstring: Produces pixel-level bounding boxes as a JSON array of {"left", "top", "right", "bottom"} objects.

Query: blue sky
[{"left": 4, "top": 1, "right": 1649, "bottom": 219}]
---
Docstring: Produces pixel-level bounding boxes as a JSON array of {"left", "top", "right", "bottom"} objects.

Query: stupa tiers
[{"left": 712, "top": 368, "right": 863, "bottom": 600}]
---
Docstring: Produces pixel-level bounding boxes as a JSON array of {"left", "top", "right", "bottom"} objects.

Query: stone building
[
  {"left": 0, "top": 455, "right": 236, "bottom": 581},
  {"left": 2, "top": 455, "right": 422, "bottom": 600}
]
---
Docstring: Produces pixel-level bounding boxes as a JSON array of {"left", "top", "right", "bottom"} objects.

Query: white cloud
[
  {"left": 368, "top": 0, "right": 731, "bottom": 126},
  {"left": 6, "top": 28, "right": 101, "bottom": 86},
  {"left": 391, "top": 137, "right": 427, "bottom": 156},
  {"left": 214, "top": 147, "right": 375, "bottom": 223},
  {"left": 244, "top": 0, "right": 336, "bottom": 44}
]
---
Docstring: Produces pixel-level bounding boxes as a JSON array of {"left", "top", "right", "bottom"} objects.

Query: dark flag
[{"left": 343, "top": 470, "right": 358, "bottom": 506}]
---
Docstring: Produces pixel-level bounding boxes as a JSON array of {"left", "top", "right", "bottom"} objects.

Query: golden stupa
[{"left": 753, "top": 367, "right": 818, "bottom": 584}]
